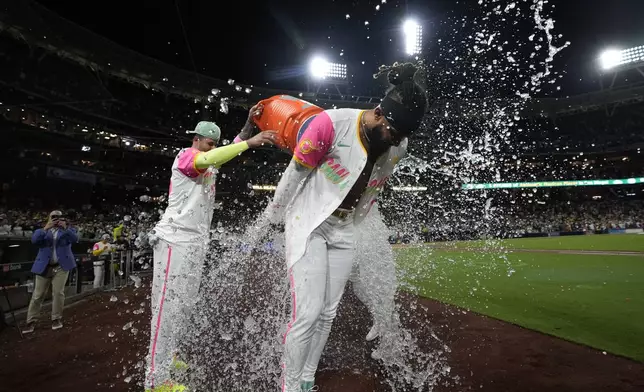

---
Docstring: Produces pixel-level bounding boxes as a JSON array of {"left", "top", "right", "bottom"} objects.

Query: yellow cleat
[
  {"left": 146, "top": 355, "right": 190, "bottom": 391},
  {"left": 172, "top": 357, "right": 189, "bottom": 371},
  {"left": 145, "top": 381, "right": 187, "bottom": 392}
]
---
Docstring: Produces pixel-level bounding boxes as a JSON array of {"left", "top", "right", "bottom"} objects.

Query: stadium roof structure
[
  {"left": 0, "top": 2, "right": 381, "bottom": 110},
  {"left": 3, "top": 2, "right": 644, "bottom": 119},
  {"left": 528, "top": 82, "right": 644, "bottom": 117},
  {"left": 529, "top": 46, "right": 644, "bottom": 118}
]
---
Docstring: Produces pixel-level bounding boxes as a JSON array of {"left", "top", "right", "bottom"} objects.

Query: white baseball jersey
[
  {"left": 92, "top": 241, "right": 114, "bottom": 265},
  {"left": 154, "top": 148, "right": 218, "bottom": 244},
  {"left": 285, "top": 108, "right": 407, "bottom": 267},
  {"left": 92, "top": 241, "right": 113, "bottom": 254}
]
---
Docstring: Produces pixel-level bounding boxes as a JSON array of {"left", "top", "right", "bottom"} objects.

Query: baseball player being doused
[
  {"left": 245, "top": 62, "right": 427, "bottom": 392},
  {"left": 238, "top": 94, "right": 399, "bottom": 344}
]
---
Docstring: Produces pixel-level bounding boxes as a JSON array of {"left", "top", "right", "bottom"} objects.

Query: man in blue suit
[{"left": 23, "top": 210, "right": 79, "bottom": 333}]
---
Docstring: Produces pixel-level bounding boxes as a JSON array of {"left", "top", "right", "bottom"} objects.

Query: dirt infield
[{"left": 1, "top": 284, "right": 643, "bottom": 392}]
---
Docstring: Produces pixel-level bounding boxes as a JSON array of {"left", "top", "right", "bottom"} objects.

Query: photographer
[{"left": 22, "top": 210, "right": 79, "bottom": 333}]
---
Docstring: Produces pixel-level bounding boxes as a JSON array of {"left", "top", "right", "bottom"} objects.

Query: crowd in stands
[
  {"left": 507, "top": 199, "right": 644, "bottom": 234},
  {"left": 517, "top": 103, "right": 644, "bottom": 154},
  {"left": 0, "top": 203, "right": 159, "bottom": 241},
  {"left": 4, "top": 196, "right": 642, "bottom": 247}
]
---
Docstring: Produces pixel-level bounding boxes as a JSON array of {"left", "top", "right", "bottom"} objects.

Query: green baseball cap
[{"left": 189, "top": 121, "right": 221, "bottom": 141}]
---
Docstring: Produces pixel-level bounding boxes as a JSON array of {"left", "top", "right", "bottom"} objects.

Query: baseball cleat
[
  {"left": 301, "top": 380, "right": 318, "bottom": 391},
  {"left": 145, "top": 382, "right": 187, "bottom": 392},
  {"left": 365, "top": 324, "right": 380, "bottom": 341},
  {"left": 22, "top": 322, "right": 35, "bottom": 334}
]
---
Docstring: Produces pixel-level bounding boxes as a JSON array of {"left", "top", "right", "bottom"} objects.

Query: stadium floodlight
[
  {"left": 599, "top": 49, "right": 623, "bottom": 70},
  {"left": 403, "top": 19, "right": 422, "bottom": 55},
  {"left": 309, "top": 56, "right": 347, "bottom": 80},
  {"left": 599, "top": 46, "right": 644, "bottom": 70}
]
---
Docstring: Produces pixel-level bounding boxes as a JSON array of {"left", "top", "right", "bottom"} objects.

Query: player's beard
[{"left": 367, "top": 126, "right": 392, "bottom": 158}]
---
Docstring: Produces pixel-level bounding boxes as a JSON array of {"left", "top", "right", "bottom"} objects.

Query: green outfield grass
[
  {"left": 429, "top": 233, "right": 644, "bottom": 252},
  {"left": 396, "top": 236, "right": 644, "bottom": 362}
]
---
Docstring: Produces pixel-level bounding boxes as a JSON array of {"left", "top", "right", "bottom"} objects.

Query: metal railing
[{"left": 0, "top": 249, "right": 143, "bottom": 312}]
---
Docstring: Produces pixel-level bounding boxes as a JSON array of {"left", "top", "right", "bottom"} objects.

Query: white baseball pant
[
  {"left": 93, "top": 263, "right": 104, "bottom": 289},
  {"left": 281, "top": 214, "right": 355, "bottom": 392},
  {"left": 351, "top": 206, "right": 398, "bottom": 339},
  {"left": 145, "top": 239, "right": 205, "bottom": 390}
]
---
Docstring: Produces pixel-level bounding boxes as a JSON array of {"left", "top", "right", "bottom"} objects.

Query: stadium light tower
[
  {"left": 599, "top": 49, "right": 622, "bottom": 70},
  {"left": 307, "top": 55, "right": 349, "bottom": 98},
  {"left": 403, "top": 19, "right": 422, "bottom": 56},
  {"left": 599, "top": 46, "right": 644, "bottom": 71},
  {"left": 596, "top": 45, "right": 644, "bottom": 91},
  {"left": 308, "top": 56, "right": 347, "bottom": 80}
]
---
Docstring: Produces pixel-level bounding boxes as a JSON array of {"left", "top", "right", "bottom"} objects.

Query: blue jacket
[{"left": 31, "top": 228, "right": 79, "bottom": 274}]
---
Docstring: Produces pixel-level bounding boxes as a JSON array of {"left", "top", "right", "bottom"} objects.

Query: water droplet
[{"left": 220, "top": 332, "right": 233, "bottom": 341}]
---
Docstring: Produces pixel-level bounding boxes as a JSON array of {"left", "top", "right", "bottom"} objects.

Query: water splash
[
  {"left": 176, "top": 224, "right": 290, "bottom": 389},
  {"left": 132, "top": 1, "right": 568, "bottom": 390}
]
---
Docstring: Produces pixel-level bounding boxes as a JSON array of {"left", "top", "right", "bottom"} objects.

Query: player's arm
[
  {"left": 194, "top": 141, "right": 251, "bottom": 170},
  {"left": 234, "top": 103, "right": 263, "bottom": 143},
  {"left": 193, "top": 131, "right": 277, "bottom": 170},
  {"left": 264, "top": 112, "right": 335, "bottom": 224},
  {"left": 264, "top": 160, "right": 313, "bottom": 224},
  {"left": 92, "top": 244, "right": 104, "bottom": 257},
  {"left": 112, "top": 224, "right": 122, "bottom": 241},
  {"left": 178, "top": 104, "right": 271, "bottom": 177}
]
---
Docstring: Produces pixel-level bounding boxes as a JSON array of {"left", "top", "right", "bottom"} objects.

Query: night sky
[{"left": 33, "top": 0, "right": 644, "bottom": 96}]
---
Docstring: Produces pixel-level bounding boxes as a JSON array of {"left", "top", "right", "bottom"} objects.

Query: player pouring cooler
[
  {"left": 145, "top": 114, "right": 276, "bottom": 392},
  {"left": 255, "top": 62, "right": 427, "bottom": 392}
]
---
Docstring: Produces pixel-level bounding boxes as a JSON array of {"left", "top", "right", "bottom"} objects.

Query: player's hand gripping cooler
[{"left": 252, "top": 95, "right": 323, "bottom": 153}]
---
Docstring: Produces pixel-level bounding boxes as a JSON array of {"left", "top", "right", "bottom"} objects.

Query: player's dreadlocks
[
  {"left": 373, "top": 62, "right": 427, "bottom": 135},
  {"left": 373, "top": 61, "right": 419, "bottom": 84}
]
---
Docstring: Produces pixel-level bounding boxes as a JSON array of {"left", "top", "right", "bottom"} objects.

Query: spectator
[
  {"left": 91, "top": 234, "right": 113, "bottom": 289},
  {"left": 22, "top": 210, "right": 79, "bottom": 333}
]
